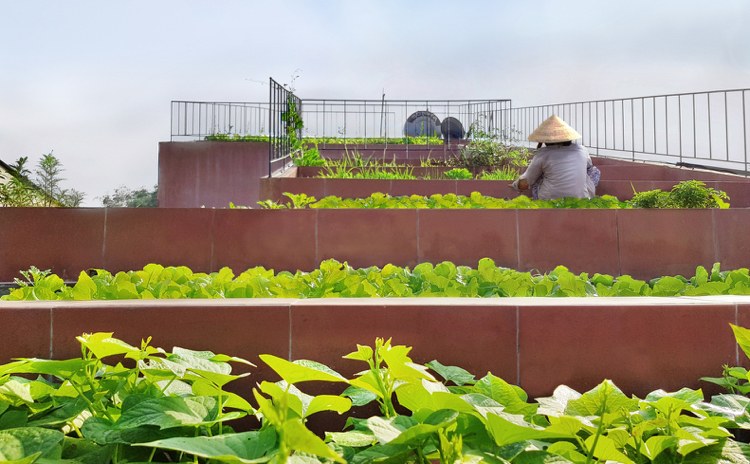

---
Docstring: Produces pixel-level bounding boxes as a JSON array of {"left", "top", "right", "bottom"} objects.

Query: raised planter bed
[
  {"left": 259, "top": 176, "right": 750, "bottom": 206},
  {"left": 0, "top": 296, "right": 746, "bottom": 399},
  {"left": 2, "top": 207, "right": 748, "bottom": 282},
  {"left": 315, "top": 142, "right": 466, "bottom": 161}
]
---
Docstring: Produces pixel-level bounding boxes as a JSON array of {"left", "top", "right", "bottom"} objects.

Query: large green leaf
[
  {"left": 0, "top": 359, "right": 88, "bottom": 379},
  {"left": 642, "top": 435, "right": 678, "bottom": 460},
  {"left": 584, "top": 434, "right": 634, "bottom": 464},
  {"left": 546, "top": 441, "right": 586, "bottom": 463},
  {"left": 699, "top": 394, "right": 750, "bottom": 428},
  {"left": 536, "top": 385, "right": 582, "bottom": 417},
  {"left": 0, "top": 379, "right": 33, "bottom": 404},
  {"left": 644, "top": 387, "right": 704, "bottom": 405},
  {"left": 326, "top": 430, "right": 377, "bottom": 448},
  {"left": 366, "top": 416, "right": 405, "bottom": 444},
  {"left": 282, "top": 419, "right": 345, "bottom": 463},
  {"left": 137, "top": 428, "right": 277, "bottom": 463},
  {"left": 475, "top": 374, "right": 535, "bottom": 416},
  {"left": 81, "top": 417, "right": 185, "bottom": 446},
  {"left": 0, "top": 427, "right": 64, "bottom": 461},
  {"left": 116, "top": 395, "right": 218, "bottom": 429},
  {"left": 306, "top": 394, "right": 351, "bottom": 417},
  {"left": 259, "top": 355, "right": 348, "bottom": 384},
  {"left": 565, "top": 380, "right": 638, "bottom": 416},
  {"left": 682, "top": 439, "right": 750, "bottom": 463},
  {"left": 26, "top": 398, "right": 87, "bottom": 428},
  {"left": 342, "top": 386, "right": 378, "bottom": 407},
  {"left": 731, "top": 324, "right": 750, "bottom": 361},
  {"left": 511, "top": 450, "right": 576, "bottom": 463},
  {"left": 426, "top": 360, "right": 476, "bottom": 386},
  {"left": 395, "top": 381, "right": 474, "bottom": 416},
  {"left": 485, "top": 412, "right": 570, "bottom": 446},
  {"left": 76, "top": 332, "right": 141, "bottom": 359},
  {"left": 58, "top": 437, "right": 114, "bottom": 464},
  {"left": 389, "top": 410, "right": 459, "bottom": 446},
  {"left": 348, "top": 443, "right": 412, "bottom": 464}
]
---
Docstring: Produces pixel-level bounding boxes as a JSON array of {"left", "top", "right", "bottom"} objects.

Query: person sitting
[{"left": 511, "top": 115, "right": 598, "bottom": 200}]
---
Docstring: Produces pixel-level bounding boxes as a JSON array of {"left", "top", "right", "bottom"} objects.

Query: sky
[{"left": 1, "top": 0, "right": 749, "bottom": 205}]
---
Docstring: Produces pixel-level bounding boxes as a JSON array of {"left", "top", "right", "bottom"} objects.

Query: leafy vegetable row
[
  {"left": 204, "top": 134, "right": 444, "bottom": 145},
  {"left": 3, "top": 328, "right": 750, "bottom": 463},
  {"left": 255, "top": 180, "right": 730, "bottom": 209},
  {"left": 255, "top": 192, "right": 629, "bottom": 210},
  {"left": 4, "top": 259, "right": 750, "bottom": 301}
]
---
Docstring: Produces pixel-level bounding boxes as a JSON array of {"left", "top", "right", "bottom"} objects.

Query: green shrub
[
  {"left": 292, "top": 146, "right": 326, "bottom": 166},
  {"left": 479, "top": 166, "right": 519, "bottom": 181},
  {"left": 628, "top": 180, "right": 730, "bottom": 209},
  {"left": 5, "top": 260, "right": 750, "bottom": 301},
  {"left": 443, "top": 168, "right": 473, "bottom": 180}
]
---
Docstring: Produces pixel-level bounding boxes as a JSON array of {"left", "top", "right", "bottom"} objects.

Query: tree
[
  {"left": 0, "top": 152, "right": 85, "bottom": 207},
  {"left": 100, "top": 185, "right": 158, "bottom": 208},
  {"left": 8, "top": 156, "right": 30, "bottom": 178}
]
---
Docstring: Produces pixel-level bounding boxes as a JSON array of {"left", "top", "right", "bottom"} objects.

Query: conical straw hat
[{"left": 528, "top": 115, "right": 581, "bottom": 143}]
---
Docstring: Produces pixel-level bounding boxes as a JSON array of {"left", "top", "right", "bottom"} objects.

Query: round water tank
[
  {"left": 441, "top": 117, "right": 465, "bottom": 140},
  {"left": 403, "top": 111, "right": 441, "bottom": 137}
]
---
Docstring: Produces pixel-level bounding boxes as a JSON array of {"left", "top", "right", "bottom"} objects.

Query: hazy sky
[{"left": 1, "top": 0, "right": 749, "bottom": 205}]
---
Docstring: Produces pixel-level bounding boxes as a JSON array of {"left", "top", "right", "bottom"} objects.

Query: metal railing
[
  {"left": 169, "top": 87, "right": 749, "bottom": 175},
  {"left": 502, "top": 88, "right": 750, "bottom": 175},
  {"left": 170, "top": 101, "right": 269, "bottom": 140},
  {"left": 268, "top": 78, "right": 302, "bottom": 176},
  {"left": 300, "top": 98, "right": 512, "bottom": 148}
]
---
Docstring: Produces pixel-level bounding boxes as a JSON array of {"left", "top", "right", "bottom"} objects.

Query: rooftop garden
[{"left": 4, "top": 85, "right": 750, "bottom": 463}]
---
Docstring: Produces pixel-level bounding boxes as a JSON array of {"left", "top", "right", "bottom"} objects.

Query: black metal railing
[
  {"left": 170, "top": 100, "right": 269, "bottom": 140},
  {"left": 300, "top": 98, "right": 513, "bottom": 148},
  {"left": 268, "top": 78, "right": 302, "bottom": 176},
  {"left": 502, "top": 88, "right": 750, "bottom": 175},
  {"left": 169, "top": 86, "right": 749, "bottom": 176}
]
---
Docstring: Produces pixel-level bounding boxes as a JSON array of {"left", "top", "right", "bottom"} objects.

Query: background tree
[
  {"left": 100, "top": 185, "right": 158, "bottom": 207},
  {"left": 0, "top": 152, "right": 84, "bottom": 207}
]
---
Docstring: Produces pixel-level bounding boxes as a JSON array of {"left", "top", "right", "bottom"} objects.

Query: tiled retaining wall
[
  {"left": 0, "top": 297, "right": 747, "bottom": 399},
  {"left": 1, "top": 208, "right": 748, "bottom": 282}
]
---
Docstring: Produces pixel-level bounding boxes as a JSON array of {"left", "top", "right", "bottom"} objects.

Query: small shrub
[
  {"left": 628, "top": 189, "right": 670, "bottom": 208},
  {"left": 628, "top": 180, "right": 730, "bottom": 209},
  {"left": 443, "top": 168, "right": 473, "bottom": 180},
  {"left": 670, "top": 179, "right": 729, "bottom": 208},
  {"left": 479, "top": 166, "right": 519, "bottom": 181},
  {"left": 292, "top": 146, "right": 325, "bottom": 166}
]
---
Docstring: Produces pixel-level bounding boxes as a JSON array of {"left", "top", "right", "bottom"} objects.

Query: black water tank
[
  {"left": 441, "top": 117, "right": 465, "bottom": 140},
  {"left": 403, "top": 111, "right": 441, "bottom": 137}
]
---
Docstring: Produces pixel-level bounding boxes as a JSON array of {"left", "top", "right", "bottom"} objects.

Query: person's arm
[{"left": 518, "top": 152, "right": 544, "bottom": 187}]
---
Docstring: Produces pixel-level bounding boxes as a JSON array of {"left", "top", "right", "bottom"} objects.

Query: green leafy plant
[
  {"left": 318, "top": 164, "right": 417, "bottom": 180},
  {"left": 0, "top": 332, "right": 256, "bottom": 462},
  {"left": 629, "top": 180, "right": 730, "bottom": 209},
  {"left": 4, "top": 332, "right": 750, "bottom": 462},
  {"left": 443, "top": 168, "right": 473, "bottom": 180},
  {"left": 0, "top": 153, "right": 84, "bottom": 207},
  {"left": 256, "top": 191, "right": 627, "bottom": 210},
  {"left": 425, "top": 125, "right": 532, "bottom": 171},
  {"left": 6, "top": 260, "right": 750, "bottom": 302},
  {"left": 203, "top": 134, "right": 270, "bottom": 142},
  {"left": 292, "top": 146, "right": 326, "bottom": 167},
  {"left": 479, "top": 166, "right": 519, "bottom": 181}
]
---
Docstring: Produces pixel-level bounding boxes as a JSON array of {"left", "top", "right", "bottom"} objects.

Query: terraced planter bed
[
  {"left": 1, "top": 297, "right": 747, "bottom": 399},
  {"left": 4, "top": 321, "right": 750, "bottom": 462},
  {"left": 2, "top": 207, "right": 749, "bottom": 282}
]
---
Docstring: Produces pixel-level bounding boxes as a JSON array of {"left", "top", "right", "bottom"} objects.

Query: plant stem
[{"left": 585, "top": 396, "right": 608, "bottom": 464}]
